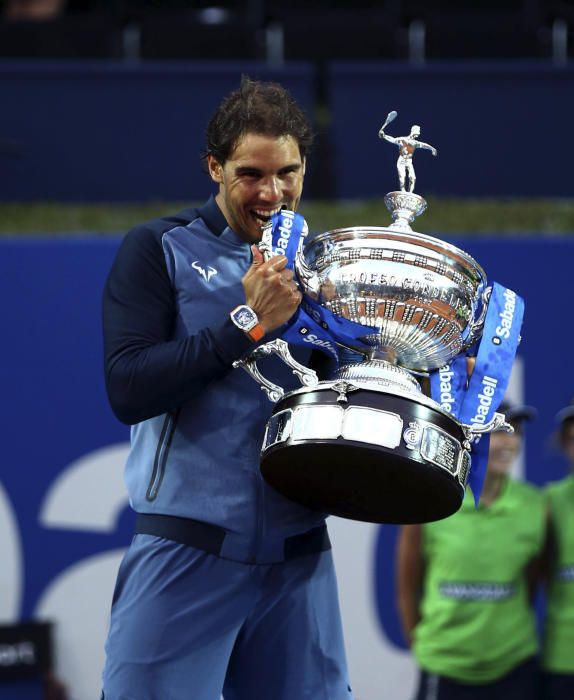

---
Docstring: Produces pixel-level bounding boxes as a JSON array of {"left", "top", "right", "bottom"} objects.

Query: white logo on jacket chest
[{"left": 192, "top": 260, "right": 218, "bottom": 282}]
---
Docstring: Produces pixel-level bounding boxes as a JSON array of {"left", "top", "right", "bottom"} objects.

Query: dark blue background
[
  {"left": 1, "top": 60, "right": 572, "bottom": 200},
  {"left": 328, "top": 61, "right": 574, "bottom": 198},
  {"left": 0, "top": 61, "right": 316, "bottom": 202}
]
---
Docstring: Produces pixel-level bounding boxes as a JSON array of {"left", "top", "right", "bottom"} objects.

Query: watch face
[
  {"left": 231, "top": 305, "right": 257, "bottom": 330},
  {"left": 236, "top": 308, "right": 255, "bottom": 326}
]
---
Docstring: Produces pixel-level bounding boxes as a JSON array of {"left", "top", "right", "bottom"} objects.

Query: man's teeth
[{"left": 253, "top": 207, "right": 283, "bottom": 221}]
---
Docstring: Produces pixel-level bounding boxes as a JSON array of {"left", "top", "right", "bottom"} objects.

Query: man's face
[
  {"left": 487, "top": 428, "right": 521, "bottom": 476},
  {"left": 208, "top": 133, "right": 305, "bottom": 244}
]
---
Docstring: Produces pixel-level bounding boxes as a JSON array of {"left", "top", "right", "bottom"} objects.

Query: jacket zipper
[{"left": 146, "top": 409, "right": 180, "bottom": 501}]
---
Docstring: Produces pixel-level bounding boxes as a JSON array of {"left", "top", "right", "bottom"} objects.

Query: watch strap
[{"left": 246, "top": 323, "right": 265, "bottom": 342}]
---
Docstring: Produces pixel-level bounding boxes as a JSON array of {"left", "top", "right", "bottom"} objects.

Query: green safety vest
[
  {"left": 413, "top": 478, "right": 545, "bottom": 683},
  {"left": 543, "top": 474, "right": 574, "bottom": 673}
]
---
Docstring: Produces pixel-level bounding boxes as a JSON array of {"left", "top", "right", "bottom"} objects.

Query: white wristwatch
[{"left": 229, "top": 305, "right": 265, "bottom": 342}]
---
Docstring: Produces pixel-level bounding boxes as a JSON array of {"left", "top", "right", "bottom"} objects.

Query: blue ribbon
[
  {"left": 281, "top": 305, "right": 340, "bottom": 361},
  {"left": 266, "top": 209, "right": 304, "bottom": 267},
  {"left": 430, "top": 282, "right": 525, "bottom": 504}
]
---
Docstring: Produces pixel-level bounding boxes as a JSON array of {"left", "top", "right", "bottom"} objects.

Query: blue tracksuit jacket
[{"left": 102, "top": 196, "right": 327, "bottom": 564}]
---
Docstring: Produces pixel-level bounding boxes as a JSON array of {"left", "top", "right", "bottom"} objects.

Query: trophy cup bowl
[
  {"left": 255, "top": 226, "right": 494, "bottom": 524},
  {"left": 297, "top": 226, "right": 487, "bottom": 370}
]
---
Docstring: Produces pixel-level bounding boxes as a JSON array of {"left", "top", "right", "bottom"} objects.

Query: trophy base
[{"left": 261, "top": 381, "right": 470, "bottom": 524}]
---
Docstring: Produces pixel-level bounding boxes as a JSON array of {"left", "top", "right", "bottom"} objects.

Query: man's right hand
[{"left": 242, "top": 245, "right": 302, "bottom": 334}]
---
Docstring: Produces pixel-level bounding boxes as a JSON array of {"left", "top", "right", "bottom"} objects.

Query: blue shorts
[{"left": 102, "top": 534, "right": 353, "bottom": 700}]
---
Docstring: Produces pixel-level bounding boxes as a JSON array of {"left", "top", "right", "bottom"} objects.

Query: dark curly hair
[{"left": 203, "top": 76, "right": 314, "bottom": 165}]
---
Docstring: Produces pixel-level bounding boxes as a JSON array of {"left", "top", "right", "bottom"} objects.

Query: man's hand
[{"left": 242, "top": 245, "right": 302, "bottom": 334}]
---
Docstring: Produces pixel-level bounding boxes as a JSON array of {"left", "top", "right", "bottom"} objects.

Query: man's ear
[{"left": 207, "top": 154, "right": 224, "bottom": 184}]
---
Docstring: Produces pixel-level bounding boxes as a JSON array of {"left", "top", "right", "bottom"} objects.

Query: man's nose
[{"left": 259, "top": 176, "right": 281, "bottom": 201}]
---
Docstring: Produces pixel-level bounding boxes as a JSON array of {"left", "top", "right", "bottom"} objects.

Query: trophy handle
[
  {"left": 463, "top": 285, "right": 492, "bottom": 350},
  {"left": 233, "top": 338, "right": 319, "bottom": 403},
  {"left": 462, "top": 411, "right": 513, "bottom": 443},
  {"left": 294, "top": 248, "right": 320, "bottom": 297}
]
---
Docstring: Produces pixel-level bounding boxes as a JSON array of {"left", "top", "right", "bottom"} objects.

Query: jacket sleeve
[{"left": 102, "top": 225, "right": 253, "bottom": 425}]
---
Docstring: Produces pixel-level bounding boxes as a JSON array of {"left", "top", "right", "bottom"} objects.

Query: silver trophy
[{"left": 235, "top": 113, "right": 509, "bottom": 524}]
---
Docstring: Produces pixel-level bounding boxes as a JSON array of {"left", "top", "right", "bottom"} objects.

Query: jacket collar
[{"left": 198, "top": 195, "right": 228, "bottom": 237}]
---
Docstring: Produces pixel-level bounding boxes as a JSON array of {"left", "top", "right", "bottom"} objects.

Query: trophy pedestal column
[
  {"left": 334, "top": 359, "right": 423, "bottom": 397},
  {"left": 384, "top": 191, "right": 427, "bottom": 231}
]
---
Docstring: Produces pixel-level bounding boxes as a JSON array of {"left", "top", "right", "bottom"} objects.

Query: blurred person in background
[
  {"left": 396, "top": 400, "right": 546, "bottom": 700},
  {"left": 100, "top": 77, "right": 353, "bottom": 700},
  {"left": 540, "top": 400, "right": 574, "bottom": 700}
]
